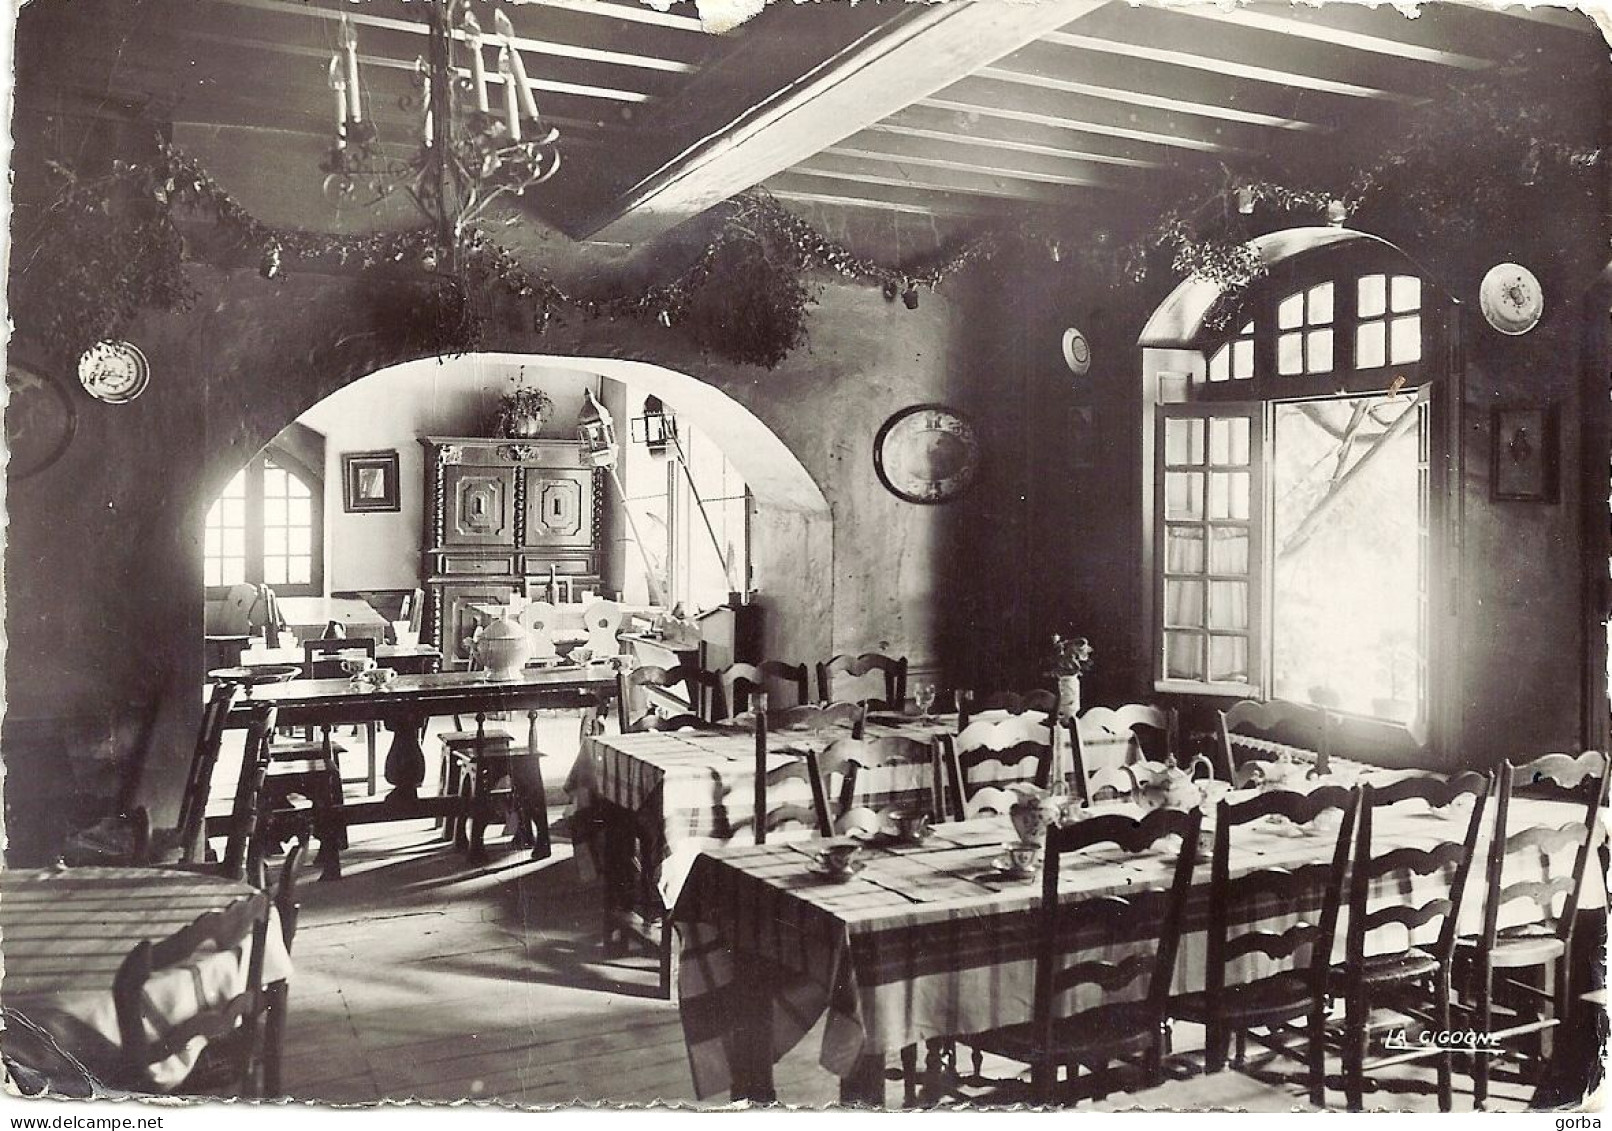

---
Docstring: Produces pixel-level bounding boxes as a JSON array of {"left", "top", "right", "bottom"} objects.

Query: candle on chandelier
[
  {"left": 328, "top": 55, "right": 348, "bottom": 147},
  {"left": 463, "top": 10, "right": 490, "bottom": 113},
  {"left": 498, "top": 47, "right": 521, "bottom": 142},
  {"left": 340, "top": 14, "right": 363, "bottom": 123},
  {"left": 493, "top": 9, "right": 541, "bottom": 123}
]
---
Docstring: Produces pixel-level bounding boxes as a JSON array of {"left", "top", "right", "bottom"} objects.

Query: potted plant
[
  {"left": 1048, "top": 632, "right": 1095, "bottom": 719},
  {"left": 497, "top": 382, "right": 555, "bottom": 439}
]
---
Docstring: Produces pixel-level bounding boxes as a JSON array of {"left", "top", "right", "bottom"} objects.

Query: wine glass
[{"left": 913, "top": 683, "right": 937, "bottom": 722}]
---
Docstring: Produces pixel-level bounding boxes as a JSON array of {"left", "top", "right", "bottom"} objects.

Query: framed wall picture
[
  {"left": 1490, "top": 405, "right": 1558, "bottom": 503},
  {"left": 342, "top": 449, "right": 401, "bottom": 513}
]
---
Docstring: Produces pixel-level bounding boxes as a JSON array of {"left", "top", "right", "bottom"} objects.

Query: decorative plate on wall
[
  {"left": 873, "top": 404, "right": 981, "bottom": 505},
  {"left": 1478, "top": 263, "right": 1544, "bottom": 336},
  {"left": 5, "top": 360, "right": 77, "bottom": 479},
  {"left": 78, "top": 339, "right": 150, "bottom": 404},
  {"left": 1061, "top": 327, "right": 1092, "bottom": 376}
]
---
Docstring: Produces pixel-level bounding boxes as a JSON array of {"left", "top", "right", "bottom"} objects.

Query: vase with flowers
[
  {"left": 1048, "top": 633, "right": 1094, "bottom": 719},
  {"left": 496, "top": 381, "right": 555, "bottom": 439}
]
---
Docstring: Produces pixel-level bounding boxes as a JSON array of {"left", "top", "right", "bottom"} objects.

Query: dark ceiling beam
[
  {"left": 790, "top": 151, "right": 1103, "bottom": 207},
  {"left": 828, "top": 130, "right": 1145, "bottom": 190},
  {"left": 529, "top": 0, "right": 707, "bottom": 34},
  {"left": 574, "top": 0, "right": 1110, "bottom": 244},
  {"left": 923, "top": 75, "right": 1280, "bottom": 158},
  {"left": 872, "top": 104, "right": 1182, "bottom": 171}
]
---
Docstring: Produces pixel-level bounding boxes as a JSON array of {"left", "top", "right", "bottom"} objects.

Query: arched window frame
[
  {"left": 204, "top": 444, "right": 325, "bottom": 598},
  {"left": 1144, "top": 241, "right": 1460, "bottom": 756}
]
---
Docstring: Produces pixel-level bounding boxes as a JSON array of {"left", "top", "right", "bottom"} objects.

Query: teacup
[
  {"left": 360, "top": 666, "right": 398, "bottom": 690},
  {"left": 341, "top": 656, "right": 377, "bottom": 678},
  {"left": 1007, "top": 840, "right": 1041, "bottom": 876},
  {"left": 818, "top": 838, "right": 863, "bottom": 876},
  {"left": 889, "top": 810, "right": 931, "bottom": 844}
]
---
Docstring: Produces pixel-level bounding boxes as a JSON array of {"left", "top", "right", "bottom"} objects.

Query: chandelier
[{"left": 320, "top": 0, "right": 561, "bottom": 272}]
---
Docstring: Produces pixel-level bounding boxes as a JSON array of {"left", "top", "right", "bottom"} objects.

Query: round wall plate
[
  {"left": 78, "top": 339, "right": 151, "bottom": 404},
  {"left": 1479, "top": 263, "right": 1543, "bottom": 336},
  {"left": 1061, "top": 327, "right": 1092, "bottom": 375},
  {"left": 873, "top": 404, "right": 981, "bottom": 505}
]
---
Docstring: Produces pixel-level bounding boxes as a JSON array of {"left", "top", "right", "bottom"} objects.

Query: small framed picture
[
  {"left": 342, "top": 450, "right": 401, "bottom": 513},
  {"left": 1490, "top": 405, "right": 1558, "bottom": 503}
]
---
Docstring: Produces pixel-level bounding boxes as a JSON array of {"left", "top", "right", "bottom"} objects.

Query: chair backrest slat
[
  {"left": 943, "top": 714, "right": 1054, "bottom": 820},
  {"left": 222, "top": 704, "right": 280, "bottom": 882},
  {"left": 751, "top": 714, "right": 832, "bottom": 845},
  {"left": 820, "top": 735, "right": 941, "bottom": 820},
  {"left": 815, "top": 652, "right": 907, "bottom": 711},
  {"left": 718, "top": 661, "right": 810, "bottom": 716},
  {"left": 956, "top": 688, "right": 1057, "bottom": 729},
  {"left": 1069, "top": 703, "right": 1178, "bottom": 804},
  {"left": 178, "top": 682, "right": 240, "bottom": 864}
]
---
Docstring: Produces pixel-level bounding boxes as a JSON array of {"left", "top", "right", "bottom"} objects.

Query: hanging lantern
[
  {"left": 630, "top": 394, "right": 676, "bottom": 456},
  {"left": 576, "top": 388, "right": 619, "bottom": 469}
]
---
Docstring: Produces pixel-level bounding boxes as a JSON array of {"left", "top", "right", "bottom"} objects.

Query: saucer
[
  {"left": 806, "top": 857, "right": 867, "bottom": 882},
  {"left": 988, "top": 854, "right": 1039, "bottom": 881}
]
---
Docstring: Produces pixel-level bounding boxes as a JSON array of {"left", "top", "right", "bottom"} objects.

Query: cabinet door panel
[
  {"left": 523, "top": 468, "right": 594, "bottom": 548},
  {"left": 445, "top": 467, "right": 516, "bottom": 547},
  {"left": 437, "top": 581, "right": 518, "bottom": 664}
]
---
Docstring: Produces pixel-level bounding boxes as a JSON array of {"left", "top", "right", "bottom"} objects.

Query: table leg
[
  {"left": 382, "top": 713, "right": 428, "bottom": 800},
  {"left": 729, "top": 950, "right": 778, "bottom": 1102},
  {"left": 839, "top": 1051, "right": 887, "bottom": 1107}
]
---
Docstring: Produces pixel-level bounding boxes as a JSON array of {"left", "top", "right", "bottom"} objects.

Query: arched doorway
[{"left": 201, "top": 353, "right": 832, "bottom": 675}]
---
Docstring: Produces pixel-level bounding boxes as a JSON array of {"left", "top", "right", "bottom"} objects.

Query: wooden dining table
[
  {"left": 0, "top": 866, "right": 294, "bottom": 1094},
  {"left": 568, "top": 711, "right": 960, "bottom": 914},
  {"left": 670, "top": 779, "right": 1598, "bottom": 1105},
  {"left": 223, "top": 664, "right": 619, "bottom": 858},
  {"left": 236, "top": 642, "right": 442, "bottom": 675}
]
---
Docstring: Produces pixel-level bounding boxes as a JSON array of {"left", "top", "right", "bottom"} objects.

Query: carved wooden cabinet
[{"left": 421, "top": 438, "right": 604, "bottom": 663}]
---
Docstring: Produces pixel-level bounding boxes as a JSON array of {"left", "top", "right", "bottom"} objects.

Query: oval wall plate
[{"left": 1061, "top": 327, "right": 1092, "bottom": 375}]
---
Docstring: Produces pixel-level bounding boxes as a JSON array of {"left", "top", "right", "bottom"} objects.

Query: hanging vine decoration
[{"left": 8, "top": 49, "right": 1605, "bottom": 369}]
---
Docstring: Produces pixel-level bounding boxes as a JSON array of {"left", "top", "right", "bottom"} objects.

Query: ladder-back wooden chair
[
  {"left": 1069, "top": 703, "right": 1178, "bottom": 804},
  {"left": 1337, "top": 772, "right": 1490, "bottom": 1112},
  {"left": 964, "top": 806, "right": 1205, "bottom": 1103},
  {"left": 716, "top": 660, "right": 811, "bottom": 717},
  {"left": 941, "top": 712, "right": 1053, "bottom": 820},
  {"left": 1462, "top": 751, "right": 1607, "bottom": 1108},
  {"left": 955, "top": 688, "right": 1057, "bottom": 730},
  {"left": 1216, "top": 699, "right": 1331, "bottom": 786},
  {"left": 1170, "top": 784, "right": 1359, "bottom": 1106}
]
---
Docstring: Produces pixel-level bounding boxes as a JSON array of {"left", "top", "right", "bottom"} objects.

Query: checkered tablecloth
[
  {"left": 671, "top": 786, "right": 1599, "bottom": 1099},
  {"left": 0, "top": 866, "right": 294, "bottom": 1091},
  {"left": 567, "top": 715, "right": 956, "bottom": 908}
]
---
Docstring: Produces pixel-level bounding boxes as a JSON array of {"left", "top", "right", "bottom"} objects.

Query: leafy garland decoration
[{"left": 9, "top": 52, "right": 1605, "bottom": 369}]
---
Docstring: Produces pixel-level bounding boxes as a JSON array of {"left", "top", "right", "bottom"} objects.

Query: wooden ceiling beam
[
  {"left": 875, "top": 104, "right": 1185, "bottom": 170},
  {"left": 828, "top": 130, "right": 1144, "bottom": 189},
  {"left": 206, "top": 0, "right": 701, "bottom": 75},
  {"left": 1169, "top": 4, "right": 1498, "bottom": 70},
  {"left": 790, "top": 151, "right": 1103, "bottom": 206},
  {"left": 1048, "top": 6, "right": 1473, "bottom": 101},
  {"left": 575, "top": 0, "right": 1109, "bottom": 244},
  {"left": 763, "top": 174, "right": 1006, "bottom": 219},
  {"left": 977, "top": 62, "right": 1326, "bottom": 132},
  {"left": 924, "top": 75, "right": 1280, "bottom": 158}
]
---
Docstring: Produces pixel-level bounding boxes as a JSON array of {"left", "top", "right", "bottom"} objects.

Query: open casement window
[
  {"left": 1157, "top": 404, "right": 1263, "bottom": 697},
  {"left": 1147, "top": 243, "right": 1451, "bottom": 746}
]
